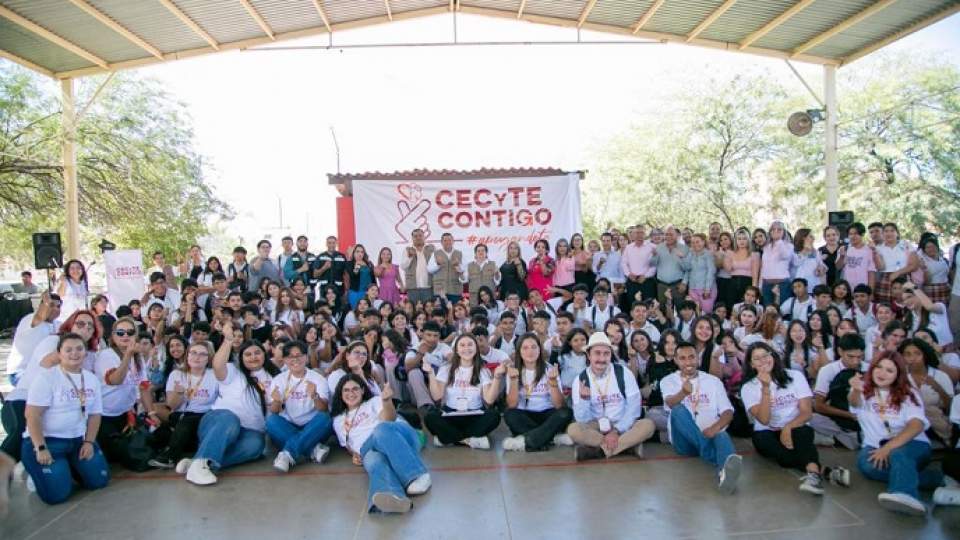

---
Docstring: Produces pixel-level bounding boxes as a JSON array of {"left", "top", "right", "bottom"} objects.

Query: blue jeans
[
  {"left": 194, "top": 410, "right": 265, "bottom": 470},
  {"left": 360, "top": 422, "right": 427, "bottom": 511},
  {"left": 761, "top": 280, "right": 792, "bottom": 307},
  {"left": 265, "top": 412, "right": 333, "bottom": 461},
  {"left": 857, "top": 440, "right": 943, "bottom": 500},
  {"left": 669, "top": 405, "right": 735, "bottom": 471},
  {"left": 21, "top": 436, "right": 110, "bottom": 505}
]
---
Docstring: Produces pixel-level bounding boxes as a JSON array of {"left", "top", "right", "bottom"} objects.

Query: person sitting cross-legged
[{"left": 566, "top": 332, "right": 655, "bottom": 461}]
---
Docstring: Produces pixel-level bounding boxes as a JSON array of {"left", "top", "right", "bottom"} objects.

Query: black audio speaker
[
  {"left": 33, "top": 232, "right": 63, "bottom": 270},
  {"left": 828, "top": 211, "right": 854, "bottom": 239}
]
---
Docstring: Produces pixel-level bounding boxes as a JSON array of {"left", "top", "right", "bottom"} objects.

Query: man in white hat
[{"left": 566, "top": 332, "right": 655, "bottom": 461}]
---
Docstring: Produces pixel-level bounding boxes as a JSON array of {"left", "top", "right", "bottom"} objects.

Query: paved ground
[{"left": 1, "top": 339, "right": 958, "bottom": 540}]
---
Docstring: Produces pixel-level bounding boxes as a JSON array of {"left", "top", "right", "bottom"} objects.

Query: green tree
[{"left": 0, "top": 65, "right": 232, "bottom": 265}]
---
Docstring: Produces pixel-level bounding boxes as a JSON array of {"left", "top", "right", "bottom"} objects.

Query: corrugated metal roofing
[{"left": 0, "top": 0, "right": 956, "bottom": 78}]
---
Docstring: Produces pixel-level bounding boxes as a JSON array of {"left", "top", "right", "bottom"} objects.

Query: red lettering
[
  {"left": 474, "top": 189, "right": 492, "bottom": 208},
  {"left": 456, "top": 189, "right": 470, "bottom": 208},
  {"left": 438, "top": 212, "right": 454, "bottom": 228},
  {"left": 528, "top": 186, "right": 542, "bottom": 206},
  {"left": 436, "top": 190, "right": 454, "bottom": 209},
  {"left": 508, "top": 187, "right": 524, "bottom": 206}
]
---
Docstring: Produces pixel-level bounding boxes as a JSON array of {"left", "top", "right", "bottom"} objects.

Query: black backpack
[
  {"left": 579, "top": 363, "right": 627, "bottom": 397},
  {"left": 826, "top": 368, "right": 861, "bottom": 432}
]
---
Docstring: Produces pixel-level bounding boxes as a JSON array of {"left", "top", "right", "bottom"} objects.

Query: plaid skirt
[
  {"left": 922, "top": 282, "right": 951, "bottom": 306},
  {"left": 874, "top": 272, "right": 893, "bottom": 304}
]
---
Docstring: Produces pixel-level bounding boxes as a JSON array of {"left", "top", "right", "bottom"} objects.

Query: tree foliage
[
  {"left": 586, "top": 52, "right": 960, "bottom": 241},
  {"left": 0, "top": 65, "right": 232, "bottom": 264}
]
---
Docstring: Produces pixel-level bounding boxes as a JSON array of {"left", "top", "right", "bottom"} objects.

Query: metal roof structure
[{"left": 0, "top": 0, "right": 958, "bottom": 79}]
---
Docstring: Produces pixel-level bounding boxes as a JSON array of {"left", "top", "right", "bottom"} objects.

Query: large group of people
[{"left": 2, "top": 220, "right": 960, "bottom": 518}]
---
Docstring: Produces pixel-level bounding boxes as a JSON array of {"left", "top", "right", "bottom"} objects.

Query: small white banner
[{"left": 104, "top": 249, "right": 144, "bottom": 312}]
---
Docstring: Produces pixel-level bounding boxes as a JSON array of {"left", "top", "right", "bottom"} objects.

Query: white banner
[
  {"left": 104, "top": 249, "right": 144, "bottom": 312},
  {"left": 352, "top": 174, "right": 582, "bottom": 264}
]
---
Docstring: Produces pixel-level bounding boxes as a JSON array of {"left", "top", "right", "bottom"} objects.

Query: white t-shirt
[
  {"left": 587, "top": 302, "right": 620, "bottom": 330},
  {"left": 876, "top": 242, "right": 910, "bottom": 273},
  {"left": 660, "top": 371, "right": 732, "bottom": 434},
  {"left": 851, "top": 389, "right": 930, "bottom": 448},
  {"left": 211, "top": 364, "right": 272, "bottom": 431},
  {"left": 570, "top": 365, "right": 641, "bottom": 423},
  {"left": 95, "top": 348, "right": 148, "bottom": 417},
  {"left": 436, "top": 364, "right": 492, "bottom": 411},
  {"left": 480, "top": 347, "right": 510, "bottom": 368},
  {"left": 166, "top": 369, "right": 219, "bottom": 414},
  {"left": 813, "top": 360, "right": 858, "bottom": 396},
  {"left": 8, "top": 315, "right": 57, "bottom": 375},
  {"left": 327, "top": 367, "right": 383, "bottom": 397},
  {"left": 558, "top": 352, "right": 587, "bottom": 390},
  {"left": 506, "top": 368, "right": 563, "bottom": 412},
  {"left": 906, "top": 303, "right": 953, "bottom": 346},
  {"left": 780, "top": 296, "right": 814, "bottom": 323},
  {"left": 333, "top": 397, "right": 383, "bottom": 453},
  {"left": 25, "top": 367, "right": 103, "bottom": 439},
  {"left": 404, "top": 342, "right": 452, "bottom": 369},
  {"left": 268, "top": 370, "right": 329, "bottom": 426},
  {"left": 740, "top": 369, "right": 813, "bottom": 431},
  {"left": 627, "top": 322, "right": 661, "bottom": 345},
  {"left": 909, "top": 367, "right": 955, "bottom": 407},
  {"left": 9, "top": 335, "right": 95, "bottom": 401}
]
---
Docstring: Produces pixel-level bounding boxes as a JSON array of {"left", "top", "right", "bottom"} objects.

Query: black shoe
[
  {"left": 148, "top": 452, "right": 175, "bottom": 469},
  {"left": 574, "top": 445, "right": 604, "bottom": 462}
]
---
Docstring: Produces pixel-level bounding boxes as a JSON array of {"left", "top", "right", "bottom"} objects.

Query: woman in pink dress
[
  {"left": 525, "top": 239, "right": 555, "bottom": 299},
  {"left": 375, "top": 247, "right": 403, "bottom": 305}
]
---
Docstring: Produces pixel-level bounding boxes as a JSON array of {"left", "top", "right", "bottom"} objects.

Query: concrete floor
[
  {"left": 2, "top": 428, "right": 958, "bottom": 540},
  {"left": 2, "top": 335, "right": 958, "bottom": 540}
]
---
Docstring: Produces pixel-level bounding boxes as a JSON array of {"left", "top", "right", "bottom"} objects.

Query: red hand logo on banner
[{"left": 394, "top": 186, "right": 432, "bottom": 242}]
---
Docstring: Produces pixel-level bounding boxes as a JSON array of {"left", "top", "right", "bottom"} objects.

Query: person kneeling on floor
[
  {"left": 741, "top": 342, "right": 851, "bottom": 496},
  {"left": 567, "top": 332, "right": 654, "bottom": 461},
  {"left": 661, "top": 341, "right": 743, "bottom": 494}
]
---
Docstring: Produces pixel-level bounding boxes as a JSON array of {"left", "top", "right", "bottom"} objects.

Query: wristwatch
[{"left": 36, "top": 444, "right": 47, "bottom": 452}]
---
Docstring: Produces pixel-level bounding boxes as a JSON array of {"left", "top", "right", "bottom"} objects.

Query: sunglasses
[{"left": 114, "top": 329, "right": 137, "bottom": 337}]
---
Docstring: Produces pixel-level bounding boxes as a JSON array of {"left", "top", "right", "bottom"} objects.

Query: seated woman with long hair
[
  {"left": 422, "top": 334, "right": 503, "bottom": 449},
  {"left": 849, "top": 350, "right": 945, "bottom": 516},
  {"left": 180, "top": 321, "right": 275, "bottom": 486},
  {"left": 331, "top": 374, "right": 430, "bottom": 514},
  {"left": 502, "top": 333, "right": 573, "bottom": 452},
  {"left": 22, "top": 333, "right": 110, "bottom": 504}
]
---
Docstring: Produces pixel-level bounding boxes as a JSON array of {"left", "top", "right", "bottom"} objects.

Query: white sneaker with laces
[
  {"left": 406, "top": 473, "right": 432, "bottom": 495},
  {"left": 464, "top": 436, "right": 491, "bottom": 450},
  {"left": 717, "top": 454, "right": 742, "bottom": 495},
  {"left": 502, "top": 436, "right": 526, "bottom": 452},
  {"left": 273, "top": 450, "right": 294, "bottom": 473},
  {"left": 175, "top": 458, "right": 192, "bottom": 475},
  {"left": 877, "top": 492, "right": 926, "bottom": 516},
  {"left": 552, "top": 433, "right": 574, "bottom": 447},
  {"left": 311, "top": 443, "right": 330, "bottom": 464},
  {"left": 933, "top": 486, "right": 960, "bottom": 506},
  {"left": 798, "top": 472, "right": 825, "bottom": 495},
  {"left": 185, "top": 459, "right": 218, "bottom": 486}
]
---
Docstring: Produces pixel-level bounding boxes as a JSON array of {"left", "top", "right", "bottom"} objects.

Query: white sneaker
[
  {"left": 824, "top": 466, "right": 851, "bottom": 487},
  {"left": 372, "top": 492, "right": 412, "bottom": 513},
  {"left": 798, "top": 472, "right": 825, "bottom": 496},
  {"left": 433, "top": 436, "right": 445, "bottom": 448},
  {"left": 502, "top": 436, "right": 526, "bottom": 452},
  {"left": 634, "top": 442, "right": 645, "bottom": 459},
  {"left": 464, "top": 436, "right": 490, "bottom": 450},
  {"left": 311, "top": 443, "right": 330, "bottom": 464},
  {"left": 26, "top": 475, "right": 35, "bottom": 493},
  {"left": 943, "top": 476, "right": 960, "bottom": 488},
  {"left": 877, "top": 492, "right": 926, "bottom": 516},
  {"left": 185, "top": 459, "right": 218, "bottom": 486},
  {"left": 175, "top": 458, "right": 193, "bottom": 475},
  {"left": 406, "top": 473, "right": 432, "bottom": 495},
  {"left": 813, "top": 433, "right": 835, "bottom": 447},
  {"left": 13, "top": 462, "right": 25, "bottom": 483},
  {"left": 717, "top": 454, "right": 742, "bottom": 495},
  {"left": 552, "top": 433, "right": 574, "bottom": 447},
  {"left": 933, "top": 486, "right": 960, "bottom": 506},
  {"left": 273, "top": 450, "right": 294, "bottom": 473}
]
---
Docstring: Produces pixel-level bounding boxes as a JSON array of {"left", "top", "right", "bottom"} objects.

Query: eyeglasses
[
  {"left": 114, "top": 329, "right": 136, "bottom": 337},
  {"left": 350, "top": 350, "right": 369, "bottom": 358},
  {"left": 342, "top": 386, "right": 363, "bottom": 394},
  {"left": 188, "top": 350, "right": 209, "bottom": 357},
  {"left": 73, "top": 320, "right": 93, "bottom": 329}
]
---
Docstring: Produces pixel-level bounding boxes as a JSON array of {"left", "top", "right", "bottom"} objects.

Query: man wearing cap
[{"left": 566, "top": 332, "right": 655, "bottom": 461}]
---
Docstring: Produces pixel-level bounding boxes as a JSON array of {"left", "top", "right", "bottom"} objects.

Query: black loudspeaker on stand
[
  {"left": 32, "top": 232, "right": 63, "bottom": 270},
  {"left": 828, "top": 211, "right": 854, "bottom": 240}
]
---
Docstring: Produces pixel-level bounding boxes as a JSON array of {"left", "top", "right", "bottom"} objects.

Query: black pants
[
  {"left": 729, "top": 275, "right": 753, "bottom": 307},
  {"left": 424, "top": 407, "right": 501, "bottom": 445},
  {"left": 716, "top": 277, "right": 733, "bottom": 312},
  {"left": 944, "top": 448, "right": 960, "bottom": 482},
  {"left": 503, "top": 407, "right": 573, "bottom": 451},
  {"left": 152, "top": 411, "right": 204, "bottom": 461},
  {"left": 1, "top": 399, "right": 26, "bottom": 461},
  {"left": 752, "top": 425, "right": 820, "bottom": 472}
]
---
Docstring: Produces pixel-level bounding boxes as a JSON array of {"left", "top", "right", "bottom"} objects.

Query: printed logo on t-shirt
[
  {"left": 846, "top": 255, "right": 866, "bottom": 270},
  {"left": 58, "top": 387, "right": 94, "bottom": 403},
  {"left": 771, "top": 392, "right": 798, "bottom": 409}
]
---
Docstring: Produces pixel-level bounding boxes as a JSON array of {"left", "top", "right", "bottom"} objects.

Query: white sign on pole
[
  {"left": 351, "top": 174, "right": 582, "bottom": 264},
  {"left": 103, "top": 249, "right": 144, "bottom": 312}
]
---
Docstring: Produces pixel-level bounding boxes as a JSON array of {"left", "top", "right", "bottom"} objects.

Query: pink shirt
[
  {"left": 842, "top": 245, "right": 877, "bottom": 289},
  {"left": 760, "top": 240, "right": 792, "bottom": 281},
  {"left": 526, "top": 255, "right": 555, "bottom": 298},
  {"left": 728, "top": 252, "right": 757, "bottom": 278},
  {"left": 621, "top": 242, "right": 656, "bottom": 279},
  {"left": 553, "top": 256, "right": 575, "bottom": 287}
]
